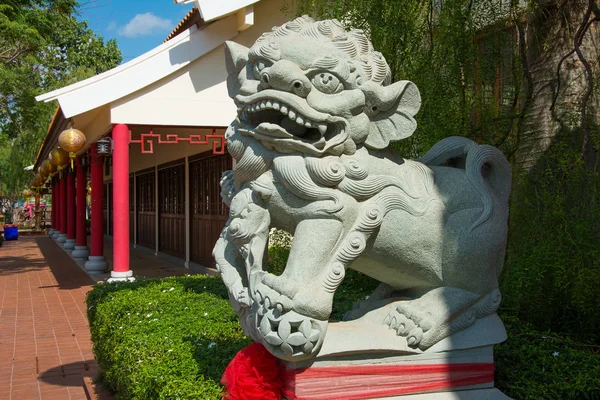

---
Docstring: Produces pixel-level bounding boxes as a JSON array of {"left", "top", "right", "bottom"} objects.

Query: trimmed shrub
[{"left": 87, "top": 275, "right": 250, "bottom": 400}]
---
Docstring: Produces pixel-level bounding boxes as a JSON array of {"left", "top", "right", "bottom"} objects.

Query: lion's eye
[
  {"left": 310, "top": 72, "right": 343, "bottom": 94},
  {"left": 252, "top": 60, "right": 269, "bottom": 80}
]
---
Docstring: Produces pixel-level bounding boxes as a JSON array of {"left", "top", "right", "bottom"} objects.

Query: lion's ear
[
  {"left": 363, "top": 80, "right": 421, "bottom": 149},
  {"left": 224, "top": 41, "right": 250, "bottom": 99}
]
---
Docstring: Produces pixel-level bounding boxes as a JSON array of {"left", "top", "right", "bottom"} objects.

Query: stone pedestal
[
  {"left": 282, "top": 315, "right": 511, "bottom": 400},
  {"left": 47, "top": 229, "right": 55, "bottom": 237},
  {"left": 57, "top": 233, "right": 67, "bottom": 243},
  {"left": 107, "top": 270, "right": 135, "bottom": 283},
  {"left": 85, "top": 256, "right": 107, "bottom": 274},
  {"left": 71, "top": 246, "right": 90, "bottom": 260},
  {"left": 64, "top": 238, "right": 76, "bottom": 251}
]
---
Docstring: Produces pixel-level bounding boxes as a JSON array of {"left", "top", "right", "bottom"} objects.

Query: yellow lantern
[
  {"left": 31, "top": 175, "right": 42, "bottom": 188},
  {"left": 44, "top": 159, "right": 57, "bottom": 175},
  {"left": 23, "top": 189, "right": 31, "bottom": 197},
  {"left": 50, "top": 148, "right": 69, "bottom": 170},
  {"left": 58, "top": 128, "right": 86, "bottom": 168},
  {"left": 39, "top": 163, "right": 49, "bottom": 179}
]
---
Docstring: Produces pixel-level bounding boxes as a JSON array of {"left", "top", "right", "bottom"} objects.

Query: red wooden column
[
  {"left": 49, "top": 179, "right": 57, "bottom": 237},
  {"left": 52, "top": 178, "right": 60, "bottom": 239},
  {"left": 108, "top": 124, "right": 134, "bottom": 282},
  {"left": 57, "top": 172, "right": 68, "bottom": 243},
  {"left": 72, "top": 157, "right": 89, "bottom": 260},
  {"left": 84, "top": 145, "right": 108, "bottom": 274},
  {"left": 64, "top": 168, "right": 76, "bottom": 250}
]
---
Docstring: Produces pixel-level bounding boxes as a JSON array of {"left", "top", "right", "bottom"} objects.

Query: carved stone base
[
  {"left": 85, "top": 256, "right": 108, "bottom": 274},
  {"left": 57, "top": 233, "right": 67, "bottom": 243},
  {"left": 107, "top": 270, "right": 135, "bottom": 283},
  {"left": 71, "top": 246, "right": 89, "bottom": 260},
  {"left": 63, "top": 239, "right": 76, "bottom": 251},
  {"left": 376, "top": 388, "right": 510, "bottom": 399},
  {"left": 47, "top": 229, "right": 55, "bottom": 237},
  {"left": 283, "top": 314, "right": 510, "bottom": 399}
]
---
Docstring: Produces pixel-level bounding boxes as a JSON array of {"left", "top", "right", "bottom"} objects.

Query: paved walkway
[
  {"left": 0, "top": 237, "right": 96, "bottom": 399},
  {"left": 0, "top": 235, "right": 211, "bottom": 400}
]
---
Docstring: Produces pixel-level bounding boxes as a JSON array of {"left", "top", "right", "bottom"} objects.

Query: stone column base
[
  {"left": 85, "top": 256, "right": 108, "bottom": 274},
  {"left": 51, "top": 231, "right": 60, "bottom": 239},
  {"left": 107, "top": 270, "right": 135, "bottom": 283},
  {"left": 47, "top": 229, "right": 55, "bottom": 237},
  {"left": 57, "top": 233, "right": 67, "bottom": 243},
  {"left": 71, "top": 246, "right": 90, "bottom": 260},
  {"left": 64, "top": 239, "right": 76, "bottom": 250},
  {"left": 374, "top": 388, "right": 510, "bottom": 399}
]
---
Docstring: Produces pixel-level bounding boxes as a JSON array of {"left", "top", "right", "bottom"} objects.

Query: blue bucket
[{"left": 4, "top": 226, "right": 18, "bottom": 240}]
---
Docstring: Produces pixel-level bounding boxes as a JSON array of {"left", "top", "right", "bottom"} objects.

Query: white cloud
[
  {"left": 107, "top": 21, "right": 117, "bottom": 31},
  {"left": 119, "top": 13, "right": 172, "bottom": 38}
]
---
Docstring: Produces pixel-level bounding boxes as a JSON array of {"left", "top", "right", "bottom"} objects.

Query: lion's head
[{"left": 225, "top": 16, "right": 421, "bottom": 157}]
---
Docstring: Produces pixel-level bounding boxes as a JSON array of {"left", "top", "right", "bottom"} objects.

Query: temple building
[{"left": 34, "top": 0, "right": 287, "bottom": 280}]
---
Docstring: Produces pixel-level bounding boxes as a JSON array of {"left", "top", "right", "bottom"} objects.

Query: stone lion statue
[{"left": 213, "top": 16, "right": 511, "bottom": 361}]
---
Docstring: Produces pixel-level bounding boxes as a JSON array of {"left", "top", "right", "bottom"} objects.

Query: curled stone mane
[{"left": 250, "top": 16, "right": 392, "bottom": 86}]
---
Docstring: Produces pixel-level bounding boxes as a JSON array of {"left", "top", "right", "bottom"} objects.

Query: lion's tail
[{"left": 417, "top": 136, "right": 511, "bottom": 231}]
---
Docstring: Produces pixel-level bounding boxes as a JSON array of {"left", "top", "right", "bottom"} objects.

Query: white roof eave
[
  {"left": 195, "top": 0, "right": 260, "bottom": 22},
  {"left": 36, "top": 14, "right": 239, "bottom": 118}
]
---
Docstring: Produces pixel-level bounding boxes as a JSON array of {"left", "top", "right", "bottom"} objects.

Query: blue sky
[{"left": 78, "top": 0, "right": 194, "bottom": 63}]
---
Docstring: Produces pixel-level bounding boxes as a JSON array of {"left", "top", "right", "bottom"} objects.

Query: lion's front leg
[{"left": 259, "top": 218, "right": 344, "bottom": 320}]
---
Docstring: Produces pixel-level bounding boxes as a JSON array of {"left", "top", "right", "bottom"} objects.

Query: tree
[{"left": 0, "top": 0, "right": 122, "bottom": 196}]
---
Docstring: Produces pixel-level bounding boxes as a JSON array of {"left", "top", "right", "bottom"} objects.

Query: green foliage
[
  {"left": 87, "top": 276, "right": 250, "bottom": 400},
  {"left": 291, "top": 0, "right": 526, "bottom": 158},
  {"left": 501, "top": 128, "right": 600, "bottom": 343},
  {"left": 495, "top": 313, "right": 600, "bottom": 399},
  {"left": 0, "top": 0, "right": 122, "bottom": 195}
]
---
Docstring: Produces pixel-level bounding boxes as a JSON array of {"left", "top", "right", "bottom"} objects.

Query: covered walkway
[{"left": 0, "top": 236, "right": 201, "bottom": 399}]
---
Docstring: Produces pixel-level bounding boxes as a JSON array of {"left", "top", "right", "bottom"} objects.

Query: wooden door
[
  {"left": 136, "top": 170, "right": 156, "bottom": 249},
  {"left": 189, "top": 153, "right": 232, "bottom": 266},
  {"left": 129, "top": 176, "right": 134, "bottom": 242},
  {"left": 158, "top": 162, "right": 185, "bottom": 259},
  {"left": 103, "top": 182, "right": 109, "bottom": 235},
  {"left": 108, "top": 182, "right": 113, "bottom": 236}
]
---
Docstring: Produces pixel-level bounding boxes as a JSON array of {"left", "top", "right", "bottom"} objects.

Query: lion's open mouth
[{"left": 236, "top": 93, "right": 344, "bottom": 152}]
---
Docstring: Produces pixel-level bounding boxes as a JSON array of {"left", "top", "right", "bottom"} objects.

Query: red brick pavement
[{"left": 0, "top": 237, "right": 98, "bottom": 400}]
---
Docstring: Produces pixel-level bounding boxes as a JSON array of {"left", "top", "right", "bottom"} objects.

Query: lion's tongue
[{"left": 256, "top": 117, "right": 307, "bottom": 138}]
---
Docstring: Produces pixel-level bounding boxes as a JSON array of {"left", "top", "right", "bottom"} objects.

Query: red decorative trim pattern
[
  {"left": 282, "top": 362, "right": 494, "bottom": 400},
  {"left": 129, "top": 129, "right": 226, "bottom": 155}
]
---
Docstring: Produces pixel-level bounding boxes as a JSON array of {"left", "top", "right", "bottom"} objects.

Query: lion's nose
[{"left": 262, "top": 60, "right": 311, "bottom": 98}]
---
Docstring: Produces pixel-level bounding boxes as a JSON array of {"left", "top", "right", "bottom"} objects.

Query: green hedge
[
  {"left": 87, "top": 248, "right": 600, "bottom": 399},
  {"left": 87, "top": 275, "right": 251, "bottom": 400}
]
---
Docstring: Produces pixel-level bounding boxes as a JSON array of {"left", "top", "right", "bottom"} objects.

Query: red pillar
[
  {"left": 84, "top": 145, "right": 107, "bottom": 274},
  {"left": 72, "top": 157, "right": 89, "bottom": 260},
  {"left": 109, "top": 124, "right": 133, "bottom": 282},
  {"left": 49, "top": 179, "right": 57, "bottom": 237},
  {"left": 57, "top": 173, "right": 68, "bottom": 243},
  {"left": 55, "top": 178, "right": 61, "bottom": 235},
  {"left": 64, "top": 168, "right": 76, "bottom": 249}
]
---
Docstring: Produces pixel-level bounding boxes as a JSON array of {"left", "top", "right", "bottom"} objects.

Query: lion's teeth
[
  {"left": 273, "top": 102, "right": 280, "bottom": 110},
  {"left": 266, "top": 100, "right": 272, "bottom": 108},
  {"left": 260, "top": 101, "right": 266, "bottom": 109},
  {"left": 305, "top": 120, "right": 312, "bottom": 128},
  {"left": 289, "top": 109, "right": 296, "bottom": 119},
  {"left": 280, "top": 105, "right": 288, "bottom": 114},
  {"left": 296, "top": 116, "right": 304, "bottom": 125},
  {"left": 317, "top": 124, "right": 327, "bottom": 135}
]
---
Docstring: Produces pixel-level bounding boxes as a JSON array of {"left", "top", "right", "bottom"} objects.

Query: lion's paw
[{"left": 384, "top": 304, "right": 434, "bottom": 348}]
